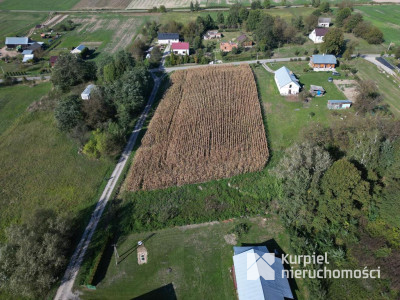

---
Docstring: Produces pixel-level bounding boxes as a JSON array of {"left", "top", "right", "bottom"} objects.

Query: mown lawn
[
  {"left": 80, "top": 216, "right": 307, "bottom": 300},
  {"left": 0, "top": 0, "right": 80, "bottom": 11},
  {"left": 253, "top": 62, "right": 345, "bottom": 151},
  {"left": 0, "top": 83, "right": 113, "bottom": 241},
  {"left": 356, "top": 5, "right": 400, "bottom": 46}
]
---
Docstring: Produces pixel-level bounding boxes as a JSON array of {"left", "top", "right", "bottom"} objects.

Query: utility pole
[{"left": 112, "top": 244, "right": 119, "bottom": 266}]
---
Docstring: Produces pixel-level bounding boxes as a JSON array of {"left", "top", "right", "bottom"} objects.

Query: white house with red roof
[{"left": 171, "top": 42, "right": 189, "bottom": 55}]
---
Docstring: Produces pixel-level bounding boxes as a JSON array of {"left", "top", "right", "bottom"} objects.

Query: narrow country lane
[{"left": 54, "top": 75, "right": 163, "bottom": 300}]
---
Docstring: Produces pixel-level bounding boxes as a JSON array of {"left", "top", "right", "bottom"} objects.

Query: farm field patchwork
[
  {"left": 0, "top": 12, "right": 47, "bottom": 43},
  {"left": 356, "top": 5, "right": 400, "bottom": 46},
  {"left": 57, "top": 14, "right": 149, "bottom": 55},
  {"left": 0, "top": 0, "right": 80, "bottom": 10},
  {"left": 73, "top": 0, "right": 132, "bottom": 9},
  {"left": 126, "top": 65, "right": 269, "bottom": 191},
  {"left": 79, "top": 216, "right": 304, "bottom": 300}
]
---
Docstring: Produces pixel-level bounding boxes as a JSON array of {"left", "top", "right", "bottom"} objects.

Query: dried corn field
[{"left": 126, "top": 65, "right": 269, "bottom": 191}]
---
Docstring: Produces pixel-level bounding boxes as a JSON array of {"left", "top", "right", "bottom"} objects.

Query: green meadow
[{"left": 0, "top": 0, "right": 80, "bottom": 11}]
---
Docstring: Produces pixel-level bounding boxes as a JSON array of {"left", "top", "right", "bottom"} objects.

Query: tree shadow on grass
[
  {"left": 131, "top": 283, "right": 177, "bottom": 300},
  {"left": 241, "top": 239, "right": 300, "bottom": 300}
]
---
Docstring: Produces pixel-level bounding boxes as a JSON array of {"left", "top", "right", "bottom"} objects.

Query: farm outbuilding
[
  {"left": 318, "top": 17, "right": 331, "bottom": 27},
  {"left": 5, "top": 37, "right": 30, "bottom": 49},
  {"left": 81, "top": 84, "right": 96, "bottom": 100},
  {"left": 310, "top": 85, "right": 325, "bottom": 96},
  {"left": 71, "top": 44, "right": 87, "bottom": 54},
  {"left": 327, "top": 100, "right": 352, "bottom": 109},
  {"left": 274, "top": 66, "right": 300, "bottom": 95},
  {"left": 50, "top": 56, "right": 59, "bottom": 67},
  {"left": 157, "top": 33, "right": 179, "bottom": 45},
  {"left": 204, "top": 30, "right": 221, "bottom": 40},
  {"left": 22, "top": 54, "right": 34, "bottom": 63},
  {"left": 233, "top": 246, "right": 294, "bottom": 300}
]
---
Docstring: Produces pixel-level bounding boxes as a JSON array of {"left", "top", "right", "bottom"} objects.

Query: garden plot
[
  {"left": 126, "top": 0, "right": 207, "bottom": 9},
  {"left": 73, "top": 0, "right": 132, "bottom": 9}
]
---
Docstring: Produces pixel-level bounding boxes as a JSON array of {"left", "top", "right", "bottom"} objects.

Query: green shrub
[
  {"left": 374, "top": 246, "right": 391, "bottom": 258},
  {"left": 230, "top": 223, "right": 251, "bottom": 237}
]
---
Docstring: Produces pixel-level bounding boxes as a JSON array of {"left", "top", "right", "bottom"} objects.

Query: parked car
[
  {"left": 332, "top": 71, "right": 341, "bottom": 76},
  {"left": 328, "top": 77, "right": 333, "bottom": 82}
]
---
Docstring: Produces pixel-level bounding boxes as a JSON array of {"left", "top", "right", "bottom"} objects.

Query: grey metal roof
[
  {"left": 312, "top": 54, "right": 337, "bottom": 64},
  {"left": 318, "top": 17, "right": 331, "bottom": 23},
  {"left": 157, "top": 33, "right": 179, "bottom": 40},
  {"left": 310, "top": 85, "right": 325, "bottom": 91},
  {"left": 76, "top": 44, "right": 86, "bottom": 51},
  {"left": 274, "top": 66, "right": 300, "bottom": 89},
  {"left": 5, "top": 37, "right": 29, "bottom": 45},
  {"left": 22, "top": 50, "right": 33, "bottom": 55},
  {"left": 22, "top": 54, "right": 34, "bottom": 62},
  {"left": 81, "top": 84, "right": 95, "bottom": 96},
  {"left": 233, "top": 246, "right": 294, "bottom": 300},
  {"left": 328, "top": 100, "right": 352, "bottom": 104}
]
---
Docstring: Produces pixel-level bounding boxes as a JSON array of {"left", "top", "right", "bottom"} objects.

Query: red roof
[
  {"left": 172, "top": 42, "right": 189, "bottom": 50},
  {"left": 315, "top": 28, "right": 329, "bottom": 37}
]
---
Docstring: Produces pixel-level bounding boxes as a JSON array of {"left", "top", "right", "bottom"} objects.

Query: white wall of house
[
  {"left": 158, "top": 38, "right": 179, "bottom": 45},
  {"left": 318, "top": 22, "right": 330, "bottom": 27},
  {"left": 274, "top": 77, "right": 300, "bottom": 95},
  {"left": 173, "top": 49, "right": 189, "bottom": 55},
  {"left": 308, "top": 30, "right": 324, "bottom": 44}
]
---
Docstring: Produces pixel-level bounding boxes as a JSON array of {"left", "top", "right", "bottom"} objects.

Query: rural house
[
  {"left": 308, "top": 28, "right": 329, "bottom": 44},
  {"left": 171, "top": 42, "right": 189, "bottom": 55},
  {"left": 309, "top": 54, "right": 337, "bottom": 71},
  {"left": 327, "top": 100, "right": 352, "bottom": 109},
  {"left": 71, "top": 44, "right": 87, "bottom": 54},
  {"left": 237, "top": 34, "right": 253, "bottom": 48},
  {"left": 157, "top": 33, "right": 179, "bottom": 45},
  {"left": 232, "top": 246, "right": 294, "bottom": 300},
  {"left": 318, "top": 17, "right": 331, "bottom": 27},
  {"left": 204, "top": 30, "right": 221, "bottom": 40},
  {"left": 27, "top": 42, "right": 43, "bottom": 53},
  {"left": 5, "top": 37, "right": 30, "bottom": 49},
  {"left": 220, "top": 41, "right": 238, "bottom": 52},
  {"left": 274, "top": 66, "right": 300, "bottom": 95},
  {"left": 81, "top": 84, "right": 96, "bottom": 100},
  {"left": 310, "top": 85, "right": 325, "bottom": 96}
]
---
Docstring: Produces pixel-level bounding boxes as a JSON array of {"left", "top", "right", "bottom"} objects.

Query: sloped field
[{"left": 126, "top": 65, "right": 269, "bottom": 191}]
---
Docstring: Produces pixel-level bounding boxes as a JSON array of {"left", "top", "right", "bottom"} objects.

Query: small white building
[
  {"left": 171, "top": 42, "right": 189, "bottom": 55},
  {"left": 22, "top": 54, "right": 34, "bottom": 63},
  {"left": 204, "top": 30, "right": 221, "bottom": 40},
  {"left": 81, "top": 84, "right": 95, "bottom": 100},
  {"left": 157, "top": 33, "right": 179, "bottom": 45},
  {"left": 309, "top": 28, "right": 329, "bottom": 44},
  {"left": 327, "top": 100, "right": 352, "bottom": 109},
  {"left": 71, "top": 44, "right": 87, "bottom": 54},
  {"left": 274, "top": 66, "right": 301, "bottom": 95},
  {"left": 318, "top": 17, "right": 331, "bottom": 27}
]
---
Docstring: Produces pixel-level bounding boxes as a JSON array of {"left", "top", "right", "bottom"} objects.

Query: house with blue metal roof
[
  {"left": 71, "top": 44, "right": 87, "bottom": 54},
  {"left": 157, "top": 33, "right": 179, "bottom": 45},
  {"left": 233, "top": 246, "right": 294, "bottom": 300},
  {"left": 310, "top": 54, "right": 337, "bottom": 71},
  {"left": 274, "top": 66, "right": 300, "bottom": 96}
]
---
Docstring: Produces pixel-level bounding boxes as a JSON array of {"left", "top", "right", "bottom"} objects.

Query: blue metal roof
[
  {"left": 233, "top": 246, "right": 294, "bottom": 300},
  {"left": 76, "top": 44, "right": 86, "bottom": 51},
  {"left": 5, "top": 37, "right": 29, "bottom": 45},
  {"left": 158, "top": 33, "right": 179, "bottom": 40},
  {"left": 274, "top": 66, "right": 300, "bottom": 89},
  {"left": 22, "top": 50, "right": 33, "bottom": 55},
  {"left": 312, "top": 54, "right": 337, "bottom": 64}
]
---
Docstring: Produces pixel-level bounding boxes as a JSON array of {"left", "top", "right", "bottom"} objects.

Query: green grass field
[
  {"left": 0, "top": 83, "right": 113, "bottom": 242},
  {"left": 0, "top": 0, "right": 80, "bottom": 11},
  {"left": 255, "top": 62, "right": 345, "bottom": 151},
  {"left": 79, "top": 216, "right": 307, "bottom": 300},
  {"left": 0, "top": 12, "right": 47, "bottom": 44},
  {"left": 356, "top": 5, "right": 400, "bottom": 46}
]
